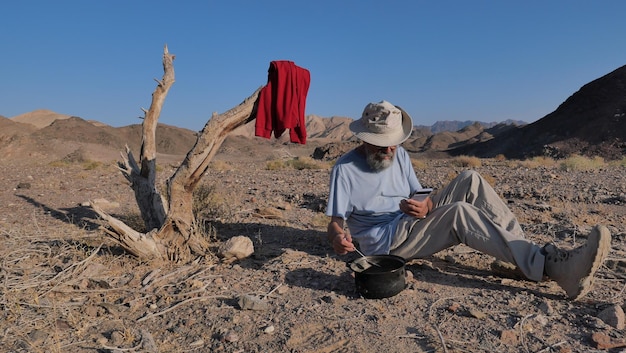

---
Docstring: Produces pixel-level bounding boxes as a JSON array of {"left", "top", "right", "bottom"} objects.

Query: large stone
[{"left": 218, "top": 236, "right": 254, "bottom": 262}]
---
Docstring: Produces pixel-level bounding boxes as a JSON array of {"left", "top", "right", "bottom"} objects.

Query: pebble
[
  {"left": 277, "top": 285, "right": 289, "bottom": 294},
  {"left": 499, "top": 329, "right": 519, "bottom": 345},
  {"left": 538, "top": 300, "right": 554, "bottom": 315},
  {"left": 223, "top": 331, "right": 239, "bottom": 342},
  {"left": 27, "top": 329, "right": 48, "bottom": 344},
  {"left": 468, "top": 308, "right": 487, "bottom": 319},
  {"left": 238, "top": 294, "right": 269, "bottom": 311},
  {"left": 190, "top": 339, "right": 205, "bottom": 347},
  {"left": 598, "top": 304, "right": 625, "bottom": 329}
]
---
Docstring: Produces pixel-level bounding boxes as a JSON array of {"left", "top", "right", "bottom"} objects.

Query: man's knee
[
  {"left": 457, "top": 169, "right": 481, "bottom": 181},
  {"left": 446, "top": 201, "right": 475, "bottom": 215}
]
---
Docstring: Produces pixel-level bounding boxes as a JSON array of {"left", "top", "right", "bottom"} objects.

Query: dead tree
[{"left": 92, "top": 45, "right": 262, "bottom": 263}]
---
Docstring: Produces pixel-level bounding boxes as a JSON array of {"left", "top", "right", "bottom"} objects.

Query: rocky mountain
[
  {"left": 10, "top": 109, "right": 73, "bottom": 128},
  {"left": 450, "top": 64, "right": 626, "bottom": 160},
  {"left": 417, "top": 119, "right": 526, "bottom": 134},
  {"left": 3, "top": 63, "right": 625, "bottom": 162},
  {"left": 231, "top": 115, "right": 356, "bottom": 143}
]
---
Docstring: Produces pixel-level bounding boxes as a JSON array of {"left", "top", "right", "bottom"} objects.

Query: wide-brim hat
[{"left": 349, "top": 100, "right": 413, "bottom": 147}]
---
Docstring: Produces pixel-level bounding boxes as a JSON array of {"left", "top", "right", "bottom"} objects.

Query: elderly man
[{"left": 326, "top": 100, "right": 611, "bottom": 300}]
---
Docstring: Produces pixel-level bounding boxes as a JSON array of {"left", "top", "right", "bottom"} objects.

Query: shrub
[
  {"left": 310, "top": 213, "right": 329, "bottom": 229},
  {"left": 608, "top": 156, "right": 626, "bottom": 167},
  {"left": 518, "top": 156, "right": 557, "bottom": 169},
  {"left": 266, "top": 157, "right": 328, "bottom": 170},
  {"left": 266, "top": 159, "right": 287, "bottom": 170},
  {"left": 49, "top": 160, "right": 71, "bottom": 168},
  {"left": 482, "top": 174, "right": 497, "bottom": 187},
  {"left": 193, "top": 183, "right": 232, "bottom": 221},
  {"left": 209, "top": 160, "right": 232, "bottom": 171},
  {"left": 559, "top": 154, "right": 605, "bottom": 171},
  {"left": 451, "top": 155, "right": 482, "bottom": 168},
  {"left": 494, "top": 154, "right": 506, "bottom": 161},
  {"left": 82, "top": 160, "right": 102, "bottom": 170},
  {"left": 411, "top": 158, "right": 427, "bottom": 170}
]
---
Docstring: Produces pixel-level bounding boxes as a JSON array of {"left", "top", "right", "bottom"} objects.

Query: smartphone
[{"left": 410, "top": 188, "right": 433, "bottom": 201}]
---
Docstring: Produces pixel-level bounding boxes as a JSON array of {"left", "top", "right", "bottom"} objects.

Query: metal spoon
[{"left": 353, "top": 248, "right": 382, "bottom": 267}]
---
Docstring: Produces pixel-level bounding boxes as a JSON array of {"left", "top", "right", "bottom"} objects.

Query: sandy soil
[{"left": 1, "top": 142, "right": 626, "bottom": 353}]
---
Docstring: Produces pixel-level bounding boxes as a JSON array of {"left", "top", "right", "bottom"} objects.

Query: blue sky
[{"left": 2, "top": 1, "right": 626, "bottom": 131}]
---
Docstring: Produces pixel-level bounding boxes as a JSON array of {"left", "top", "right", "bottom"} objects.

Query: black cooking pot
[{"left": 347, "top": 254, "right": 406, "bottom": 299}]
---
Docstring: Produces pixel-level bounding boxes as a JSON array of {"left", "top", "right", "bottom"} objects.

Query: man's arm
[{"left": 327, "top": 216, "right": 354, "bottom": 255}]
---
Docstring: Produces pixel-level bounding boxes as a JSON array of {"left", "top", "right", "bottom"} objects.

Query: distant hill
[
  {"left": 11, "top": 109, "right": 73, "bottom": 128},
  {"left": 450, "top": 64, "right": 626, "bottom": 160},
  {"left": 231, "top": 114, "right": 356, "bottom": 143},
  {"left": 3, "top": 63, "right": 625, "bottom": 162},
  {"left": 417, "top": 119, "right": 526, "bottom": 134}
]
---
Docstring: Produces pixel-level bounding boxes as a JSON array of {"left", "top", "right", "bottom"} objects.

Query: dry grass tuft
[
  {"left": 518, "top": 156, "right": 558, "bottom": 169},
  {"left": 193, "top": 183, "right": 233, "bottom": 221},
  {"left": 559, "top": 154, "right": 605, "bottom": 171},
  {"left": 266, "top": 156, "right": 329, "bottom": 170},
  {"left": 310, "top": 213, "right": 329, "bottom": 230},
  {"left": 209, "top": 160, "right": 233, "bottom": 171},
  {"left": 0, "top": 219, "right": 115, "bottom": 352},
  {"left": 411, "top": 158, "right": 428, "bottom": 171},
  {"left": 609, "top": 156, "right": 626, "bottom": 167},
  {"left": 482, "top": 174, "right": 497, "bottom": 187},
  {"left": 82, "top": 161, "right": 102, "bottom": 170},
  {"left": 50, "top": 159, "right": 105, "bottom": 171},
  {"left": 450, "top": 155, "right": 482, "bottom": 168}
]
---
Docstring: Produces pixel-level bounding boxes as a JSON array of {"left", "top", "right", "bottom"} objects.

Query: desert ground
[{"left": 1, "top": 137, "right": 626, "bottom": 353}]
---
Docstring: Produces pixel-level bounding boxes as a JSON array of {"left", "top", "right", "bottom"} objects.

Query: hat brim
[{"left": 349, "top": 106, "right": 413, "bottom": 147}]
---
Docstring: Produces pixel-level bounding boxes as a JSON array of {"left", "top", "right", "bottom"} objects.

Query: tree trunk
[{"left": 92, "top": 45, "right": 262, "bottom": 263}]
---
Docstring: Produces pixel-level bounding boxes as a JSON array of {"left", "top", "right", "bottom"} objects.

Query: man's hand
[
  {"left": 327, "top": 216, "right": 355, "bottom": 255},
  {"left": 400, "top": 197, "right": 432, "bottom": 219}
]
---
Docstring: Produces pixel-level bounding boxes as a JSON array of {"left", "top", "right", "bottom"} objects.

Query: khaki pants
[{"left": 389, "top": 170, "right": 545, "bottom": 281}]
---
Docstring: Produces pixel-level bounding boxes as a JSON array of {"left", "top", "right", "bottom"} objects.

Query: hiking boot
[{"left": 543, "top": 225, "right": 611, "bottom": 300}]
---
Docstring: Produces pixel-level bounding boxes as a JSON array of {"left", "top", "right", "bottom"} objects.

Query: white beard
[{"left": 366, "top": 150, "right": 394, "bottom": 171}]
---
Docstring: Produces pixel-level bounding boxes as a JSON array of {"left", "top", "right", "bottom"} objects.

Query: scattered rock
[
  {"left": 27, "top": 329, "right": 48, "bottom": 344},
  {"left": 597, "top": 304, "right": 625, "bottom": 329},
  {"left": 85, "top": 305, "right": 103, "bottom": 317},
  {"left": 448, "top": 302, "right": 462, "bottom": 312},
  {"left": 253, "top": 207, "right": 284, "bottom": 219},
  {"left": 277, "top": 285, "right": 289, "bottom": 295},
  {"left": 444, "top": 254, "right": 456, "bottom": 264},
  {"left": 190, "top": 339, "right": 204, "bottom": 347},
  {"left": 592, "top": 331, "right": 626, "bottom": 350},
  {"left": 499, "top": 329, "right": 519, "bottom": 345},
  {"left": 218, "top": 236, "right": 254, "bottom": 262},
  {"left": 538, "top": 300, "right": 554, "bottom": 316},
  {"left": 222, "top": 330, "right": 239, "bottom": 343},
  {"left": 140, "top": 329, "right": 158, "bottom": 352},
  {"left": 468, "top": 308, "right": 487, "bottom": 319},
  {"left": 109, "top": 330, "right": 124, "bottom": 346},
  {"left": 238, "top": 294, "right": 269, "bottom": 311},
  {"left": 16, "top": 182, "right": 31, "bottom": 189}
]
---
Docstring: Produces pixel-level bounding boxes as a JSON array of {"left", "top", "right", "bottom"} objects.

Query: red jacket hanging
[{"left": 255, "top": 60, "right": 310, "bottom": 144}]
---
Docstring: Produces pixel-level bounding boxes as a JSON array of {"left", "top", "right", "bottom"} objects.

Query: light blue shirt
[{"left": 326, "top": 146, "right": 422, "bottom": 255}]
